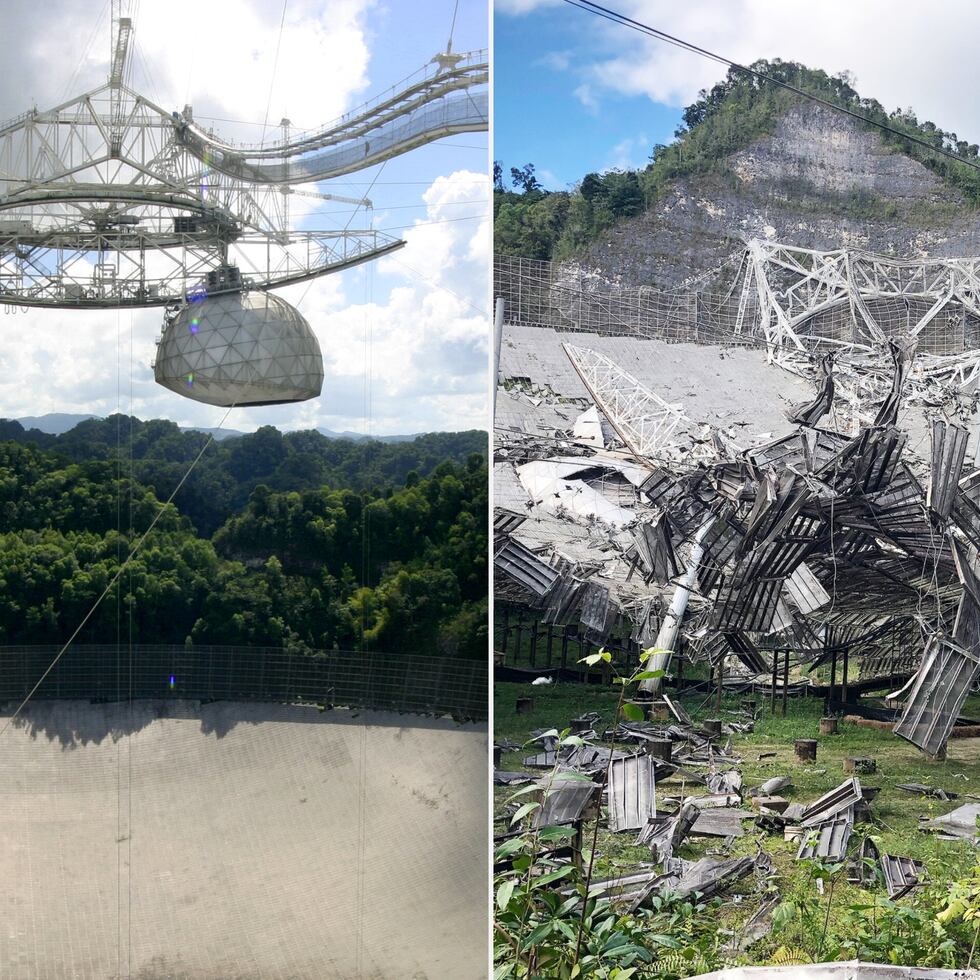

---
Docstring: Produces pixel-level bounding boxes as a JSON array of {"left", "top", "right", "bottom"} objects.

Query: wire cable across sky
[{"left": 562, "top": 0, "right": 980, "bottom": 176}]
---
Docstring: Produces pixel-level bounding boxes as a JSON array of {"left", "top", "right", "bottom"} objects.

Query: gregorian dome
[{"left": 154, "top": 268, "right": 324, "bottom": 407}]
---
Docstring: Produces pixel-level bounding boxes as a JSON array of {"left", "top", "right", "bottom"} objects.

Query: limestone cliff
[{"left": 572, "top": 103, "right": 980, "bottom": 288}]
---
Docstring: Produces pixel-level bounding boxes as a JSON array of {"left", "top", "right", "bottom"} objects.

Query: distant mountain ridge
[
  {"left": 17, "top": 413, "right": 97, "bottom": 435},
  {"left": 10, "top": 413, "right": 427, "bottom": 443},
  {"left": 0, "top": 413, "right": 486, "bottom": 537}
]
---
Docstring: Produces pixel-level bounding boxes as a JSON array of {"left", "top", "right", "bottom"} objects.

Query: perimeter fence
[
  {"left": 0, "top": 644, "right": 487, "bottom": 721},
  {"left": 494, "top": 253, "right": 980, "bottom": 355}
]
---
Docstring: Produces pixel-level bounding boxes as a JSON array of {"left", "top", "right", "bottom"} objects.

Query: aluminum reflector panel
[{"left": 893, "top": 635, "right": 980, "bottom": 756}]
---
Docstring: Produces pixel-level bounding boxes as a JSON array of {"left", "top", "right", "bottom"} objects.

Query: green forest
[
  {"left": 494, "top": 59, "right": 980, "bottom": 262},
  {"left": 0, "top": 419, "right": 488, "bottom": 659}
]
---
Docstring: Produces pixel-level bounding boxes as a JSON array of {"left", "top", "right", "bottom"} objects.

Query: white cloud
[
  {"left": 535, "top": 51, "right": 572, "bottom": 72},
  {"left": 500, "top": 0, "right": 980, "bottom": 143},
  {"left": 0, "top": 2, "right": 488, "bottom": 436},
  {"left": 574, "top": 83, "right": 599, "bottom": 114},
  {"left": 607, "top": 135, "right": 650, "bottom": 172},
  {"left": 314, "top": 170, "right": 490, "bottom": 433},
  {"left": 495, "top": 0, "right": 561, "bottom": 13},
  {"left": 536, "top": 168, "right": 561, "bottom": 189},
  {"left": 0, "top": 0, "right": 374, "bottom": 140}
]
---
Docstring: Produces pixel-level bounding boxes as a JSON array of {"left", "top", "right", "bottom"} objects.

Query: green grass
[{"left": 495, "top": 680, "right": 980, "bottom": 961}]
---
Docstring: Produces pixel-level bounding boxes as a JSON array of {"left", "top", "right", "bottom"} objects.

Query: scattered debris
[
  {"left": 684, "top": 963, "right": 980, "bottom": 980},
  {"left": 920, "top": 802, "right": 980, "bottom": 843},
  {"left": 848, "top": 836, "right": 881, "bottom": 887},
  {"left": 755, "top": 776, "right": 793, "bottom": 796},
  {"left": 800, "top": 779, "right": 863, "bottom": 827},
  {"left": 752, "top": 795, "right": 790, "bottom": 814},
  {"left": 690, "top": 808, "right": 752, "bottom": 838},
  {"left": 607, "top": 754, "right": 658, "bottom": 832},
  {"left": 894, "top": 635, "right": 980, "bottom": 757},
  {"left": 844, "top": 757, "right": 877, "bottom": 774},
  {"left": 533, "top": 773, "right": 601, "bottom": 829},
  {"left": 896, "top": 782, "right": 958, "bottom": 801},
  {"left": 797, "top": 810, "right": 854, "bottom": 862},
  {"left": 496, "top": 317, "right": 980, "bottom": 760},
  {"left": 723, "top": 895, "right": 780, "bottom": 954},
  {"left": 706, "top": 770, "right": 743, "bottom": 795},
  {"left": 880, "top": 854, "right": 928, "bottom": 899},
  {"left": 637, "top": 802, "right": 700, "bottom": 862},
  {"left": 494, "top": 770, "right": 536, "bottom": 786}
]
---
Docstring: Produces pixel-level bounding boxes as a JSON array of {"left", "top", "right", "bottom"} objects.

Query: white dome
[{"left": 154, "top": 291, "right": 323, "bottom": 406}]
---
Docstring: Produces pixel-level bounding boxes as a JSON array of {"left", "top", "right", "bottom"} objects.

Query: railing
[{"left": 0, "top": 644, "right": 487, "bottom": 722}]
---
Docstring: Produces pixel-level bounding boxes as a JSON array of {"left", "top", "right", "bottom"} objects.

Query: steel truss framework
[
  {"left": 743, "top": 240, "right": 980, "bottom": 351},
  {"left": 0, "top": 11, "right": 488, "bottom": 308},
  {"left": 563, "top": 343, "right": 690, "bottom": 460}
]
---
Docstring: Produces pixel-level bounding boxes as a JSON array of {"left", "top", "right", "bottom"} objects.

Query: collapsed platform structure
[{"left": 493, "top": 245, "right": 980, "bottom": 758}]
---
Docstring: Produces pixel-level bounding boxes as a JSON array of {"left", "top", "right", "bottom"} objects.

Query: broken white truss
[
  {"left": 745, "top": 239, "right": 980, "bottom": 352},
  {"left": 563, "top": 344, "right": 690, "bottom": 459}
]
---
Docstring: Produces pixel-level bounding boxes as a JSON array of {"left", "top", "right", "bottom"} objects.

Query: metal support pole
[
  {"left": 560, "top": 627, "right": 569, "bottom": 669},
  {"left": 640, "top": 518, "right": 713, "bottom": 696},
  {"left": 782, "top": 649, "right": 790, "bottom": 717},
  {"left": 771, "top": 649, "right": 778, "bottom": 715},
  {"left": 493, "top": 297, "right": 505, "bottom": 419},
  {"left": 829, "top": 646, "right": 838, "bottom": 714},
  {"left": 715, "top": 653, "right": 724, "bottom": 712},
  {"left": 842, "top": 647, "right": 849, "bottom": 705},
  {"left": 545, "top": 628, "right": 554, "bottom": 668}
]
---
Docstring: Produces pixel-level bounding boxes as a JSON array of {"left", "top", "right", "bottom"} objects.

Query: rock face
[{"left": 576, "top": 104, "right": 980, "bottom": 288}]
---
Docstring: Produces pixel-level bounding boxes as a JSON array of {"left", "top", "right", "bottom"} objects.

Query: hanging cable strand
[
  {"left": 447, "top": 0, "right": 460, "bottom": 52},
  {"left": 562, "top": 0, "right": 980, "bottom": 175},
  {"left": 260, "top": 0, "right": 289, "bottom": 147},
  {"left": 126, "top": 307, "right": 135, "bottom": 979}
]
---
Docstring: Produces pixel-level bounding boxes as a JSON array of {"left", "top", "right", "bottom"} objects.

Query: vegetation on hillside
[
  {"left": 494, "top": 60, "right": 980, "bottom": 262},
  {"left": 0, "top": 423, "right": 487, "bottom": 658}
]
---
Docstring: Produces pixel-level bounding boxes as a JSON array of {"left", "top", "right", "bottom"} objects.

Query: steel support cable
[
  {"left": 260, "top": 0, "right": 289, "bottom": 147},
  {"left": 561, "top": 0, "right": 980, "bottom": 176},
  {"left": 447, "top": 0, "right": 460, "bottom": 52},
  {"left": 287, "top": 154, "right": 393, "bottom": 310},
  {"left": 62, "top": 3, "right": 110, "bottom": 104},
  {"left": 389, "top": 256, "right": 489, "bottom": 318},
  {"left": 0, "top": 404, "right": 236, "bottom": 742},
  {"left": 115, "top": 304, "right": 124, "bottom": 980},
  {"left": 353, "top": 229, "right": 376, "bottom": 980},
  {"left": 126, "top": 306, "right": 135, "bottom": 980}
]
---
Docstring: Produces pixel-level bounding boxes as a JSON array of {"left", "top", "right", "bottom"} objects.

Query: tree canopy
[{"left": 0, "top": 423, "right": 487, "bottom": 659}]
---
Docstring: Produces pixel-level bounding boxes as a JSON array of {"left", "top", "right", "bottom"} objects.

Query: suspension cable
[{"left": 561, "top": 0, "right": 980, "bottom": 175}]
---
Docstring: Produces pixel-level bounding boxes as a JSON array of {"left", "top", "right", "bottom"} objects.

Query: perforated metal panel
[{"left": 893, "top": 635, "right": 980, "bottom": 756}]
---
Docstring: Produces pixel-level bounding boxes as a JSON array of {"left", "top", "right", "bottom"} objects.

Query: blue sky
[
  {"left": 494, "top": 5, "right": 681, "bottom": 190},
  {"left": 494, "top": 0, "right": 980, "bottom": 194}
]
